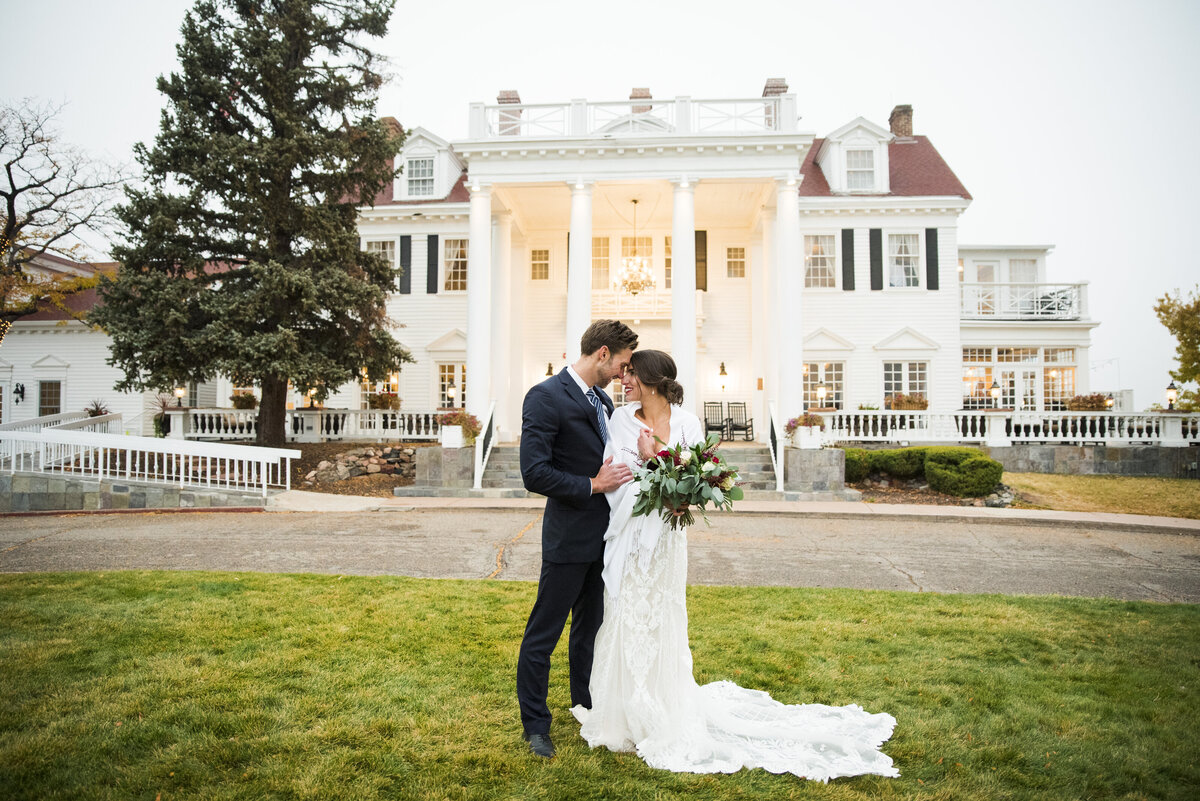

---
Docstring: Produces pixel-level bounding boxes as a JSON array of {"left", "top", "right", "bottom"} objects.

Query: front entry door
[{"left": 999, "top": 369, "right": 1038, "bottom": 410}]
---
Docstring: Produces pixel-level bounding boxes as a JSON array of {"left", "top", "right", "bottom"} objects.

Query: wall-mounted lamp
[
  {"left": 1166, "top": 381, "right": 1178, "bottom": 411},
  {"left": 174, "top": 386, "right": 186, "bottom": 407},
  {"left": 13, "top": 383, "right": 25, "bottom": 404},
  {"left": 719, "top": 361, "right": 727, "bottom": 392},
  {"left": 546, "top": 362, "right": 553, "bottom": 377}
]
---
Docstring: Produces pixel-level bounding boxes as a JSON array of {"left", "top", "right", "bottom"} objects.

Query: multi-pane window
[
  {"left": 609, "top": 376, "right": 626, "bottom": 408},
  {"left": 1009, "top": 258, "right": 1037, "bottom": 283},
  {"left": 962, "top": 348, "right": 993, "bottom": 409},
  {"left": 439, "top": 363, "right": 466, "bottom": 408},
  {"left": 365, "top": 240, "right": 396, "bottom": 287},
  {"left": 804, "top": 235, "right": 836, "bottom": 288},
  {"left": 444, "top": 239, "right": 468, "bottom": 291},
  {"left": 360, "top": 369, "right": 400, "bottom": 410},
  {"left": 406, "top": 157, "right": 434, "bottom": 196},
  {"left": 726, "top": 247, "right": 745, "bottom": 278},
  {"left": 888, "top": 234, "right": 919, "bottom": 287},
  {"left": 803, "top": 362, "right": 844, "bottom": 410},
  {"left": 39, "top": 381, "right": 62, "bottom": 417},
  {"left": 846, "top": 149, "right": 875, "bottom": 190},
  {"left": 621, "top": 236, "right": 651, "bottom": 267},
  {"left": 962, "top": 346, "right": 1078, "bottom": 411},
  {"left": 664, "top": 236, "right": 672, "bottom": 289},
  {"left": 592, "top": 237, "right": 610, "bottom": 289},
  {"left": 884, "top": 361, "right": 928, "bottom": 401},
  {"left": 530, "top": 249, "right": 549, "bottom": 281}
]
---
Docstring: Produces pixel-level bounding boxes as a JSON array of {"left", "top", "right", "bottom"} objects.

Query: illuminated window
[
  {"left": 444, "top": 239, "right": 468, "bottom": 291},
  {"left": 530, "top": 249, "right": 549, "bottom": 281}
]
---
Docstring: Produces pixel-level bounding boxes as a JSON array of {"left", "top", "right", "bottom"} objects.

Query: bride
[{"left": 572, "top": 349, "right": 899, "bottom": 781}]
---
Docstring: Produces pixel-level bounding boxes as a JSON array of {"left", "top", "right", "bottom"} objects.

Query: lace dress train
[{"left": 571, "top": 404, "right": 899, "bottom": 781}]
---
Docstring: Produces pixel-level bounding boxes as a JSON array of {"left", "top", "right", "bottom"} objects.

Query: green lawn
[{"left": 1, "top": 572, "right": 1197, "bottom": 800}]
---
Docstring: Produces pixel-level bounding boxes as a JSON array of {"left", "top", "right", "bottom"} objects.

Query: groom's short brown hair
[{"left": 580, "top": 319, "right": 638, "bottom": 356}]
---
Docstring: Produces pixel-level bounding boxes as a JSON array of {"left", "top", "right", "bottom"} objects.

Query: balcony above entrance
[
  {"left": 591, "top": 288, "right": 706, "bottom": 322},
  {"left": 468, "top": 95, "right": 800, "bottom": 140}
]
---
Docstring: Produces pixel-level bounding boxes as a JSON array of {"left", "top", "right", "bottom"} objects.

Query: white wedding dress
[{"left": 572, "top": 403, "right": 899, "bottom": 781}]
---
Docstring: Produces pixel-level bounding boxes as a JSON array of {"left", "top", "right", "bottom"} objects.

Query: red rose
[{"left": 712, "top": 456, "right": 719, "bottom": 464}]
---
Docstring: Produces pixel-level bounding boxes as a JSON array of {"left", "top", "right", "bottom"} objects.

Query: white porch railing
[
  {"left": 52, "top": 413, "right": 124, "bottom": 435},
  {"left": 813, "top": 410, "right": 1200, "bottom": 448},
  {"left": 474, "top": 400, "right": 498, "bottom": 491},
  {"left": 469, "top": 95, "right": 798, "bottom": 139},
  {"left": 959, "top": 282, "right": 1088, "bottom": 320},
  {"left": 766, "top": 401, "right": 785, "bottom": 492},
  {"left": 0, "top": 410, "right": 90, "bottom": 433},
  {"left": 171, "top": 408, "right": 443, "bottom": 442},
  {"left": 0, "top": 429, "right": 300, "bottom": 497}
]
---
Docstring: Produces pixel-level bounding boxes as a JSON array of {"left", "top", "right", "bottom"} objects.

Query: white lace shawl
[{"left": 601, "top": 403, "right": 703, "bottom": 597}]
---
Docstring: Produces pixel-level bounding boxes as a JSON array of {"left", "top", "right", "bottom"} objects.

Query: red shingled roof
[
  {"left": 799, "top": 136, "right": 971, "bottom": 200},
  {"left": 17, "top": 286, "right": 103, "bottom": 321}
]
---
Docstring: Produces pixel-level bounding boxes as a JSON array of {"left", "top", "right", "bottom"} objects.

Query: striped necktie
[{"left": 585, "top": 388, "right": 609, "bottom": 444}]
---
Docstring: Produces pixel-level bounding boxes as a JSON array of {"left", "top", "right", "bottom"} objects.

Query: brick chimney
[
  {"left": 889, "top": 104, "right": 913, "bottom": 138},
  {"left": 762, "top": 78, "right": 788, "bottom": 97},
  {"left": 497, "top": 90, "right": 522, "bottom": 136},
  {"left": 630, "top": 87, "right": 652, "bottom": 114}
]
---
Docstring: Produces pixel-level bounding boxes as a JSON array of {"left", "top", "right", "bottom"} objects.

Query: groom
[{"left": 516, "top": 319, "right": 639, "bottom": 758}]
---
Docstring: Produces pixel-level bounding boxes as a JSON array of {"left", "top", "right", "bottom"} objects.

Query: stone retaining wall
[
  {"left": 0, "top": 472, "right": 268, "bottom": 513},
  {"left": 980, "top": 444, "right": 1199, "bottom": 478}
]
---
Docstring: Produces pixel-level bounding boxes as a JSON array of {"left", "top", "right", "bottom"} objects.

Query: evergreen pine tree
[{"left": 93, "top": 0, "right": 410, "bottom": 447}]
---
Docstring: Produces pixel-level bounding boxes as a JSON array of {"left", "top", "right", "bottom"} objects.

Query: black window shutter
[
  {"left": 841, "top": 229, "right": 855, "bottom": 291},
  {"left": 869, "top": 229, "right": 883, "bottom": 290},
  {"left": 925, "top": 228, "right": 939, "bottom": 290},
  {"left": 426, "top": 234, "right": 439, "bottom": 294},
  {"left": 398, "top": 235, "right": 412, "bottom": 294},
  {"left": 694, "top": 230, "right": 707, "bottom": 291}
]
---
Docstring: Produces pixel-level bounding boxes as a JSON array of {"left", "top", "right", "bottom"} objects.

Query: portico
[{"left": 454, "top": 91, "right": 813, "bottom": 439}]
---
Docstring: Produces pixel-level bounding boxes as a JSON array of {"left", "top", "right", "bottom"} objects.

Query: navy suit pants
[{"left": 516, "top": 557, "right": 605, "bottom": 736}]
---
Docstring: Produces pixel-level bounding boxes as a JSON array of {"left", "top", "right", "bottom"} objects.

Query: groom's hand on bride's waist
[{"left": 591, "top": 456, "right": 633, "bottom": 494}]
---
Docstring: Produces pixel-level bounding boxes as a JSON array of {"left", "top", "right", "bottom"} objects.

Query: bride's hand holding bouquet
[{"left": 630, "top": 433, "right": 743, "bottom": 530}]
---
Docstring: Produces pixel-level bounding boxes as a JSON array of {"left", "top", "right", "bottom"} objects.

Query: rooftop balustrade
[{"left": 467, "top": 95, "right": 799, "bottom": 140}]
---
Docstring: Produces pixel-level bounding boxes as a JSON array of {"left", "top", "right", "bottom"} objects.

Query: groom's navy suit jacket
[{"left": 520, "top": 369, "right": 613, "bottom": 564}]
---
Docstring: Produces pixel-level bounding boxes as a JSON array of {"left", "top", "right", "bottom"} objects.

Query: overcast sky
[{"left": 3, "top": 0, "right": 1197, "bottom": 409}]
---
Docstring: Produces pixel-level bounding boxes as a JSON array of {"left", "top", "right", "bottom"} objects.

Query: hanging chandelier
[{"left": 613, "top": 199, "right": 655, "bottom": 295}]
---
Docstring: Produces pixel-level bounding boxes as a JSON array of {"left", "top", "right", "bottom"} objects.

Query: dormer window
[
  {"left": 846, "top": 149, "right": 875, "bottom": 190},
  {"left": 407, "top": 157, "right": 434, "bottom": 197}
]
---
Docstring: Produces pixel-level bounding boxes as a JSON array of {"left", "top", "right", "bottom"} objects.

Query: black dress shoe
[{"left": 524, "top": 732, "right": 556, "bottom": 758}]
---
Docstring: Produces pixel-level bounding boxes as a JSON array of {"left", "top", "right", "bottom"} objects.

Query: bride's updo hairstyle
[{"left": 629, "top": 349, "right": 684, "bottom": 405}]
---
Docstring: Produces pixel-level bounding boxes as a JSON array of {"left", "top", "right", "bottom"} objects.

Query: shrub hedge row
[{"left": 842, "top": 446, "right": 1003, "bottom": 497}]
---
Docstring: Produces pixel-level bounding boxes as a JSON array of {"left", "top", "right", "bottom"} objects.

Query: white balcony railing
[
  {"left": 169, "top": 408, "right": 444, "bottom": 442},
  {"left": 960, "top": 282, "right": 1088, "bottom": 321},
  {"left": 590, "top": 288, "right": 704, "bottom": 321},
  {"left": 469, "top": 95, "right": 799, "bottom": 140},
  {"left": 811, "top": 410, "right": 1199, "bottom": 448}
]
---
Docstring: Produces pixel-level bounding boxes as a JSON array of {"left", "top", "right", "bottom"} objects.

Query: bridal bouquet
[{"left": 630, "top": 433, "right": 744, "bottom": 530}]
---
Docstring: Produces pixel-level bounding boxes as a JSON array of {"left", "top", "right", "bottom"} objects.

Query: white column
[
  {"left": 749, "top": 217, "right": 766, "bottom": 441},
  {"left": 566, "top": 180, "right": 593, "bottom": 357},
  {"left": 671, "top": 178, "right": 697, "bottom": 415},
  {"left": 761, "top": 210, "right": 778, "bottom": 421},
  {"left": 775, "top": 176, "right": 802, "bottom": 420},
  {"left": 466, "top": 183, "right": 492, "bottom": 420},
  {"left": 491, "top": 212, "right": 513, "bottom": 440}
]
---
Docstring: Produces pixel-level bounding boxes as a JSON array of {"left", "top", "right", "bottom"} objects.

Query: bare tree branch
[{"left": 0, "top": 98, "right": 128, "bottom": 317}]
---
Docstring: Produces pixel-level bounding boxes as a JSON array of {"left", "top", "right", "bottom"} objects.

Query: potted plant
[
  {"left": 885, "top": 393, "right": 929, "bottom": 411},
  {"left": 785, "top": 412, "right": 825, "bottom": 449},
  {"left": 83, "top": 399, "right": 111, "bottom": 417},
  {"left": 1064, "top": 393, "right": 1111, "bottom": 411},
  {"left": 438, "top": 410, "right": 481, "bottom": 447},
  {"left": 368, "top": 391, "right": 401, "bottom": 410},
  {"left": 230, "top": 393, "right": 258, "bottom": 410}
]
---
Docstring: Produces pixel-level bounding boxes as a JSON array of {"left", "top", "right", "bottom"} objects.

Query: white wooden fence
[{"left": 1, "top": 429, "right": 300, "bottom": 497}]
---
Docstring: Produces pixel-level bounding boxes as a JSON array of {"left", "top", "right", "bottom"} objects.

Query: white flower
[
  {"left": 678, "top": 449, "right": 692, "bottom": 465},
  {"left": 721, "top": 475, "right": 735, "bottom": 491}
]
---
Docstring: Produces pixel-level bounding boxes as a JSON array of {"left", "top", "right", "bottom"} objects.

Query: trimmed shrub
[
  {"left": 869, "top": 447, "right": 927, "bottom": 479},
  {"left": 924, "top": 447, "right": 1003, "bottom": 497},
  {"left": 844, "top": 448, "right": 869, "bottom": 483}
]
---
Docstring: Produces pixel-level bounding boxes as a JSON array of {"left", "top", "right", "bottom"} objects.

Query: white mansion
[{"left": 0, "top": 81, "right": 1099, "bottom": 442}]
